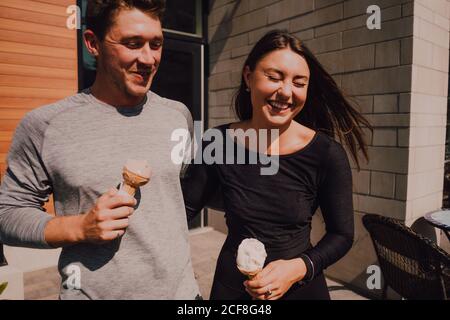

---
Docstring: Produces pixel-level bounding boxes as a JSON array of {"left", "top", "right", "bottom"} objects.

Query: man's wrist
[
  {"left": 44, "top": 215, "right": 86, "bottom": 247},
  {"left": 70, "top": 214, "right": 86, "bottom": 243}
]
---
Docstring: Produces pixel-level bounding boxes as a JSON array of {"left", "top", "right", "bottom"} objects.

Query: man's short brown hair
[{"left": 86, "top": 0, "right": 166, "bottom": 40}]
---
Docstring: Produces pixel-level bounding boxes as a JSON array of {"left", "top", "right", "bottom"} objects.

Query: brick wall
[
  {"left": 405, "top": 0, "right": 449, "bottom": 226},
  {"left": 207, "top": 0, "right": 449, "bottom": 297}
]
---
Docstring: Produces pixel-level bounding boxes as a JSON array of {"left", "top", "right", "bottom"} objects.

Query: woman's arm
[
  {"left": 244, "top": 140, "right": 354, "bottom": 300},
  {"left": 181, "top": 143, "right": 221, "bottom": 222},
  {"left": 301, "top": 140, "right": 354, "bottom": 280}
]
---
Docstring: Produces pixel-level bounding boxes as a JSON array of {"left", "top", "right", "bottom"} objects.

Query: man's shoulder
[
  {"left": 21, "top": 93, "right": 89, "bottom": 131},
  {"left": 148, "top": 91, "right": 192, "bottom": 123}
]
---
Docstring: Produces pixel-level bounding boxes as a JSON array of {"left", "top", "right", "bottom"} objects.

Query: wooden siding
[{"left": 0, "top": 0, "right": 78, "bottom": 213}]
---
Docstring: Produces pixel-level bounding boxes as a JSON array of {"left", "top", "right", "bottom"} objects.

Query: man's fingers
[
  {"left": 107, "top": 187, "right": 118, "bottom": 196},
  {"left": 98, "top": 218, "right": 130, "bottom": 231},
  {"left": 97, "top": 193, "right": 136, "bottom": 210},
  {"left": 101, "top": 230, "right": 126, "bottom": 241},
  {"left": 96, "top": 187, "right": 118, "bottom": 205},
  {"left": 95, "top": 206, "right": 134, "bottom": 222},
  {"left": 108, "top": 206, "right": 134, "bottom": 220}
]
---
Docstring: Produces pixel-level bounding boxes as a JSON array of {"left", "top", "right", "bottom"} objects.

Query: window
[{"left": 164, "top": 0, "right": 203, "bottom": 37}]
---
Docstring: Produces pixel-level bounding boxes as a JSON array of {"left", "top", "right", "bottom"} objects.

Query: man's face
[{"left": 96, "top": 8, "right": 163, "bottom": 100}]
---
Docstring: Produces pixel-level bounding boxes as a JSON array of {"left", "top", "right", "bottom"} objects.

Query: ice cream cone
[
  {"left": 238, "top": 267, "right": 262, "bottom": 280},
  {"left": 236, "top": 238, "right": 267, "bottom": 281},
  {"left": 120, "top": 160, "right": 151, "bottom": 197}
]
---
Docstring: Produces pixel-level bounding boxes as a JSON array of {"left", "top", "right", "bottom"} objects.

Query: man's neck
[{"left": 90, "top": 78, "right": 145, "bottom": 108}]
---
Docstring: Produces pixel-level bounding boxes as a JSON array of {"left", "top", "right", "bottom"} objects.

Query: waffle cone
[
  {"left": 122, "top": 167, "right": 150, "bottom": 196},
  {"left": 120, "top": 183, "right": 137, "bottom": 197}
]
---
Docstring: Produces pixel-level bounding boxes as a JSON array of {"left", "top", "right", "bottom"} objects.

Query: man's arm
[
  {"left": 0, "top": 112, "right": 136, "bottom": 248},
  {"left": 0, "top": 112, "right": 55, "bottom": 248},
  {"left": 44, "top": 188, "right": 136, "bottom": 247}
]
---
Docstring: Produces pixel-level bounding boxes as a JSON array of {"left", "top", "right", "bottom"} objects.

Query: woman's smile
[{"left": 266, "top": 99, "right": 295, "bottom": 113}]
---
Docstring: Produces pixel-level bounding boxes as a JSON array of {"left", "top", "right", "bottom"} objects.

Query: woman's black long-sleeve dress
[{"left": 182, "top": 124, "right": 354, "bottom": 300}]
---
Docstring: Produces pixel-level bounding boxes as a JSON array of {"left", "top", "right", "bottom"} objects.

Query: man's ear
[
  {"left": 243, "top": 65, "right": 252, "bottom": 89},
  {"left": 83, "top": 29, "right": 100, "bottom": 58}
]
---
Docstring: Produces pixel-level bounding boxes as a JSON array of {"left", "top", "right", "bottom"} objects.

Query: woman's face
[{"left": 244, "top": 48, "right": 310, "bottom": 128}]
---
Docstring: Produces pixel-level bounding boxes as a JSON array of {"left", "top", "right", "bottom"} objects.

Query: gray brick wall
[
  {"left": 406, "top": 0, "right": 449, "bottom": 225},
  {"left": 207, "top": 0, "right": 449, "bottom": 297}
]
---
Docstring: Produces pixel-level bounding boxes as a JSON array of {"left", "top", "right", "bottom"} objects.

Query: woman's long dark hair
[{"left": 234, "top": 30, "right": 371, "bottom": 169}]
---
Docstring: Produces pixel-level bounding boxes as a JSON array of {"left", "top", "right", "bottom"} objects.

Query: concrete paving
[
  {"left": 22, "top": 228, "right": 367, "bottom": 300},
  {"left": 189, "top": 228, "right": 367, "bottom": 300}
]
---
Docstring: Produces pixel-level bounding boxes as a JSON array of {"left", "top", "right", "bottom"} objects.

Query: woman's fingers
[
  {"left": 245, "top": 286, "right": 280, "bottom": 300},
  {"left": 245, "top": 287, "right": 265, "bottom": 300},
  {"left": 246, "top": 271, "right": 277, "bottom": 290},
  {"left": 245, "top": 280, "right": 279, "bottom": 297},
  {"left": 267, "top": 292, "right": 282, "bottom": 300},
  {"left": 254, "top": 263, "right": 275, "bottom": 280}
]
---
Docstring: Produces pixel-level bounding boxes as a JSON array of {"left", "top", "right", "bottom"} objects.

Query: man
[{"left": 0, "top": 0, "right": 200, "bottom": 300}]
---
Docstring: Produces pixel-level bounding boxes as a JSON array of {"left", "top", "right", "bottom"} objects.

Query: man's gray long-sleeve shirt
[{"left": 0, "top": 90, "right": 200, "bottom": 299}]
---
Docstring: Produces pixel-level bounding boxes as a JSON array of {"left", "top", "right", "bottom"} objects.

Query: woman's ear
[
  {"left": 243, "top": 66, "right": 252, "bottom": 90},
  {"left": 83, "top": 29, "right": 100, "bottom": 58}
]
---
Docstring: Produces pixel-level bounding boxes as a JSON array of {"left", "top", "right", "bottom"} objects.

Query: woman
[{"left": 182, "top": 30, "right": 370, "bottom": 300}]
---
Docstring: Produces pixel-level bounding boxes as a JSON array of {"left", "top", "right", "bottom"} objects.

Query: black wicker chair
[{"left": 362, "top": 214, "right": 450, "bottom": 300}]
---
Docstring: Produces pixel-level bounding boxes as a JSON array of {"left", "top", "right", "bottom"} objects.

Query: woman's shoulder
[
  {"left": 314, "top": 132, "right": 351, "bottom": 175},
  {"left": 299, "top": 130, "right": 349, "bottom": 169}
]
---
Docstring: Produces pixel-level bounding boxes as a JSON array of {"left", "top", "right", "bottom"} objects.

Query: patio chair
[{"left": 362, "top": 214, "right": 450, "bottom": 300}]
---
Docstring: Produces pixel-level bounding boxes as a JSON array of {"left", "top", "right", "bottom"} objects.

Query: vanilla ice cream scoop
[
  {"left": 119, "top": 159, "right": 152, "bottom": 196},
  {"left": 236, "top": 238, "right": 267, "bottom": 279}
]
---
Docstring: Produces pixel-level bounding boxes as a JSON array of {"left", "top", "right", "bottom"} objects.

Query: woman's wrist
[
  {"left": 290, "top": 258, "right": 308, "bottom": 283},
  {"left": 299, "top": 253, "right": 314, "bottom": 282}
]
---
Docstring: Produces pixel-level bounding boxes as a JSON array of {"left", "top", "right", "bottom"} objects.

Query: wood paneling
[
  {"left": 1, "top": 0, "right": 69, "bottom": 17},
  {"left": 0, "top": 131, "right": 13, "bottom": 141},
  {"left": 0, "top": 108, "right": 30, "bottom": 120},
  {"left": 0, "top": 141, "right": 12, "bottom": 154},
  {"left": 0, "top": 87, "right": 75, "bottom": 99},
  {"left": 0, "top": 120, "right": 19, "bottom": 132},
  {"left": 0, "top": 0, "right": 77, "bottom": 216},
  {"left": 0, "top": 7, "right": 68, "bottom": 28},
  {"left": 0, "top": 75, "right": 77, "bottom": 90},
  {"left": 0, "top": 18, "right": 75, "bottom": 39},
  {"left": 0, "top": 63, "right": 76, "bottom": 80},
  {"left": 0, "top": 29, "right": 76, "bottom": 49},
  {"left": 0, "top": 97, "right": 58, "bottom": 109},
  {"left": 0, "top": 52, "right": 77, "bottom": 69},
  {"left": 0, "top": 41, "right": 76, "bottom": 59}
]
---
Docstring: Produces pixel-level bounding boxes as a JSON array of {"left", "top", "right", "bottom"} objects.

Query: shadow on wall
[{"left": 208, "top": 0, "right": 243, "bottom": 75}]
